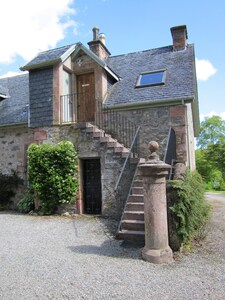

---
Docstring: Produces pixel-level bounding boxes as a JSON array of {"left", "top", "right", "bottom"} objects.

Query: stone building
[{"left": 0, "top": 25, "right": 199, "bottom": 235}]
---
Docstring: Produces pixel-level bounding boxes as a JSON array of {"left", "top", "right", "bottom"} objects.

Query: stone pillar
[{"left": 139, "top": 141, "right": 173, "bottom": 264}]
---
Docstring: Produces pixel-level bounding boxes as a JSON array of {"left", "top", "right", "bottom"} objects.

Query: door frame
[
  {"left": 76, "top": 72, "right": 95, "bottom": 122},
  {"left": 77, "top": 158, "right": 102, "bottom": 215}
]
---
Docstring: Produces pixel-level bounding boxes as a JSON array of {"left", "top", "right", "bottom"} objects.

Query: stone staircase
[
  {"left": 81, "top": 122, "right": 130, "bottom": 158},
  {"left": 117, "top": 165, "right": 145, "bottom": 241}
]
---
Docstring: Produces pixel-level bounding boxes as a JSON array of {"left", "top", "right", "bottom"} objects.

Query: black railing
[
  {"left": 114, "top": 126, "right": 140, "bottom": 191},
  {"left": 163, "top": 127, "right": 176, "bottom": 179},
  {"left": 93, "top": 100, "right": 139, "bottom": 152},
  {"left": 60, "top": 94, "right": 139, "bottom": 155}
]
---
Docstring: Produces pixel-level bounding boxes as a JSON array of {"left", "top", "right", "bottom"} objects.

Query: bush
[
  {"left": 17, "top": 189, "right": 35, "bottom": 213},
  {"left": 170, "top": 170, "right": 211, "bottom": 244},
  {"left": 28, "top": 141, "right": 79, "bottom": 214}
]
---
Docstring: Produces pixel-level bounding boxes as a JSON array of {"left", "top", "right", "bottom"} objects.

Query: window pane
[{"left": 140, "top": 71, "right": 164, "bottom": 86}]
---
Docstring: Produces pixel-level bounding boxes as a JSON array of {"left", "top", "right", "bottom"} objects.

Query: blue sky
[{"left": 0, "top": 0, "right": 224, "bottom": 120}]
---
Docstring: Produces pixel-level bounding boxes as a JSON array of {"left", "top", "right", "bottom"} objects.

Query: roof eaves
[
  {"left": 104, "top": 97, "right": 194, "bottom": 110},
  {"left": 72, "top": 44, "right": 119, "bottom": 81},
  {"left": 0, "top": 122, "right": 27, "bottom": 128},
  {"left": 20, "top": 58, "right": 61, "bottom": 71},
  {"left": 60, "top": 44, "right": 78, "bottom": 63}
]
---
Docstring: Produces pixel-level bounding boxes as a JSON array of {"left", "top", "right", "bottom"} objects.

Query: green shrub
[
  {"left": 28, "top": 141, "right": 79, "bottom": 214},
  {"left": 17, "top": 189, "right": 35, "bottom": 213},
  {"left": 170, "top": 170, "right": 211, "bottom": 244}
]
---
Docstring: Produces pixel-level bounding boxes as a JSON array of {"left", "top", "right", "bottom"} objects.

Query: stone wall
[
  {"left": 0, "top": 125, "right": 34, "bottom": 208},
  {"left": 0, "top": 125, "right": 34, "bottom": 178},
  {"left": 34, "top": 125, "right": 136, "bottom": 219},
  {"left": 106, "top": 104, "right": 188, "bottom": 163}
]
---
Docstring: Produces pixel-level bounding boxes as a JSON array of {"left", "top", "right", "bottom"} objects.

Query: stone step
[
  {"left": 127, "top": 195, "right": 144, "bottom": 203},
  {"left": 123, "top": 211, "right": 144, "bottom": 221},
  {"left": 93, "top": 130, "right": 104, "bottom": 138},
  {"left": 85, "top": 126, "right": 96, "bottom": 133},
  {"left": 107, "top": 141, "right": 117, "bottom": 148},
  {"left": 126, "top": 202, "right": 144, "bottom": 211},
  {"left": 117, "top": 230, "right": 145, "bottom": 241},
  {"left": 121, "top": 220, "right": 145, "bottom": 231},
  {"left": 132, "top": 187, "right": 144, "bottom": 195},
  {"left": 114, "top": 146, "right": 124, "bottom": 153},
  {"left": 100, "top": 136, "right": 110, "bottom": 143},
  {"left": 132, "top": 180, "right": 143, "bottom": 187}
]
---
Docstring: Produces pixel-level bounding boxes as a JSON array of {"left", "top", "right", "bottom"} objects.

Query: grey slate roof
[
  {"left": 21, "top": 44, "right": 76, "bottom": 70},
  {"left": 0, "top": 74, "right": 29, "bottom": 126},
  {"left": 105, "top": 44, "right": 196, "bottom": 107}
]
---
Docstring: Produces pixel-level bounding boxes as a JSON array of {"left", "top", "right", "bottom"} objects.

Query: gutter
[
  {"left": 104, "top": 96, "right": 200, "bottom": 137},
  {"left": 0, "top": 122, "right": 28, "bottom": 128}
]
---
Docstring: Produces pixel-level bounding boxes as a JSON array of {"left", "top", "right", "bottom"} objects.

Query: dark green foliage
[
  {"left": 27, "top": 141, "right": 79, "bottom": 214},
  {"left": 0, "top": 171, "right": 23, "bottom": 208},
  {"left": 17, "top": 189, "right": 35, "bottom": 213},
  {"left": 170, "top": 170, "right": 211, "bottom": 244}
]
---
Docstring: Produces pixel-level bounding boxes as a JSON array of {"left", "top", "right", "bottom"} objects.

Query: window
[
  {"left": 0, "top": 86, "right": 8, "bottom": 101},
  {"left": 136, "top": 70, "right": 166, "bottom": 88},
  {"left": 61, "top": 70, "right": 72, "bottom": 122}
]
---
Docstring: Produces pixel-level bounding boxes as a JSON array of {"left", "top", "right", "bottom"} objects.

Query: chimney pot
[
  {"left": 92, "top": 26, "right": 99, "bottom": 41},
  {"left": 170, "top": 25, "right": 188, "bottom": 51},
  {"left": 99, "top": 33, "right": 106, "bottom": 45}
]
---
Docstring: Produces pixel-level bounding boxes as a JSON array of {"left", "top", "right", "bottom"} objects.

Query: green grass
[{"left": 205, "top": 190, "right": 225, "bottom": 194}]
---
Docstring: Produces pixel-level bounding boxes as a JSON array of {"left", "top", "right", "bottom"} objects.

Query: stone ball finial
[{"left": 148, "top": 141, "right": 159, "bottom": 161}]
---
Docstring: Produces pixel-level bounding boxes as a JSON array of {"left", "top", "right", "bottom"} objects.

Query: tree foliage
[
  {"left": 28, "top": 141, "right": 79, "bottom": 214},
  {"left": 197, "top": 115, "right": 225, "bottom": 149},
  {"left": 196, "top": 116, "right": 225, "bottom": 190}
]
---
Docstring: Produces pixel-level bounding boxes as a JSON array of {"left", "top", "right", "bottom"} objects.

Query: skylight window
[{"left": 136, "top": 70, "right": 166, "bottom": 87}]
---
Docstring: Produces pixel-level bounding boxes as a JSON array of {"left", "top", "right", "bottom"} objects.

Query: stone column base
[{"left": 142, "top": 246, "right": 174, "bottom": 264}]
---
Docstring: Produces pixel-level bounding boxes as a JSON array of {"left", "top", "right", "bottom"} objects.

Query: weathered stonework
[
  {"left": 0, "top": 125, "right": 34, "bottom": 208},
  {"left": 107, "top": 104, "right": 189, "bottom": 164},
  {"left": 0, "top": 125, "right": 33, "bottom": 178},
  {"left": 33, "top": 124, "right": 135, "bottom": 218}
]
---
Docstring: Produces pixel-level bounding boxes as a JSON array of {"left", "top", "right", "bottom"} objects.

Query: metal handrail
[
  {"left": 93, "top": 100, "right": 138, "bottom": 150},
  {"left": 114, "top": 126, "right": 140, "bottom": 191},
  {"left": 163, "top": 127, "right": 176, "bottom": 179}
]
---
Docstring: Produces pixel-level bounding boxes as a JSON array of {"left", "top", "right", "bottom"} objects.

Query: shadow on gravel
[{"left": 68, "top": 240, "right": 144, "bottom": 260}]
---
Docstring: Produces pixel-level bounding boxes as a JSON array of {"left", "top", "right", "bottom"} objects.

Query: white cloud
[
  {"left": 200, "top": 112, "right": 225, "bottom": 122},
  {"left": 196, "top": 58, "right": 217, "bottom": 81},
  {"left": 0, "top": 0, "right": 77, "bottom": 64}
]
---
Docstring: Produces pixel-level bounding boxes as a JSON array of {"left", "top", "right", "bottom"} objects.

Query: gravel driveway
[{"left": 0, "top": 193, "right": 225, "bottom": 300}]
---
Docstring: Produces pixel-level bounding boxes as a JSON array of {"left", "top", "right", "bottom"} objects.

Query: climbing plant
[{"left": 28, "top": 141, "right": 79, "bottom": 214}]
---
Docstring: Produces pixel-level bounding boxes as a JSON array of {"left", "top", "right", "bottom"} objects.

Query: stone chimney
[
  {"left": 170, "top": 25, "right": 188, "bottom": 51},
  {"left": 88, "top": 26, "right": 111, "bottom": 60}
]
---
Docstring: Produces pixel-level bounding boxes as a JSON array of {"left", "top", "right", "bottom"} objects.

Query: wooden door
[
  {"left": 77, "top": 73, "right": 95, "bottom": 122},
  {"left": 83, "top": 159, "right": 102, "bottom": 214}
]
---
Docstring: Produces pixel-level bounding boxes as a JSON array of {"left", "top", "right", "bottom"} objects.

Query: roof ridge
[
  {"left": 37, "top": 43, "right": 76, "bottom": 55},
  {"left": 109, "top": 45, "right": 173, "bottom": 59}
]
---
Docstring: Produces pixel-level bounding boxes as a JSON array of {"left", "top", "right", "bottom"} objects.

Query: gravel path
[{"left": 0, "top": 193, "right": 225, "bottom": 300}]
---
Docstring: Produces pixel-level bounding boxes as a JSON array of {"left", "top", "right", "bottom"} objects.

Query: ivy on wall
[{"left": 27, "top": 141, "right": 79, "bottom": 214}]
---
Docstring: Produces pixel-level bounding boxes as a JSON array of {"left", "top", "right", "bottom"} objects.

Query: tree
[
  {"left": 196, "top": 115, "right": 225, "bottom": 190},
  {"left": 197, "top": 115, "right": 225, "bottom": 149}
]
